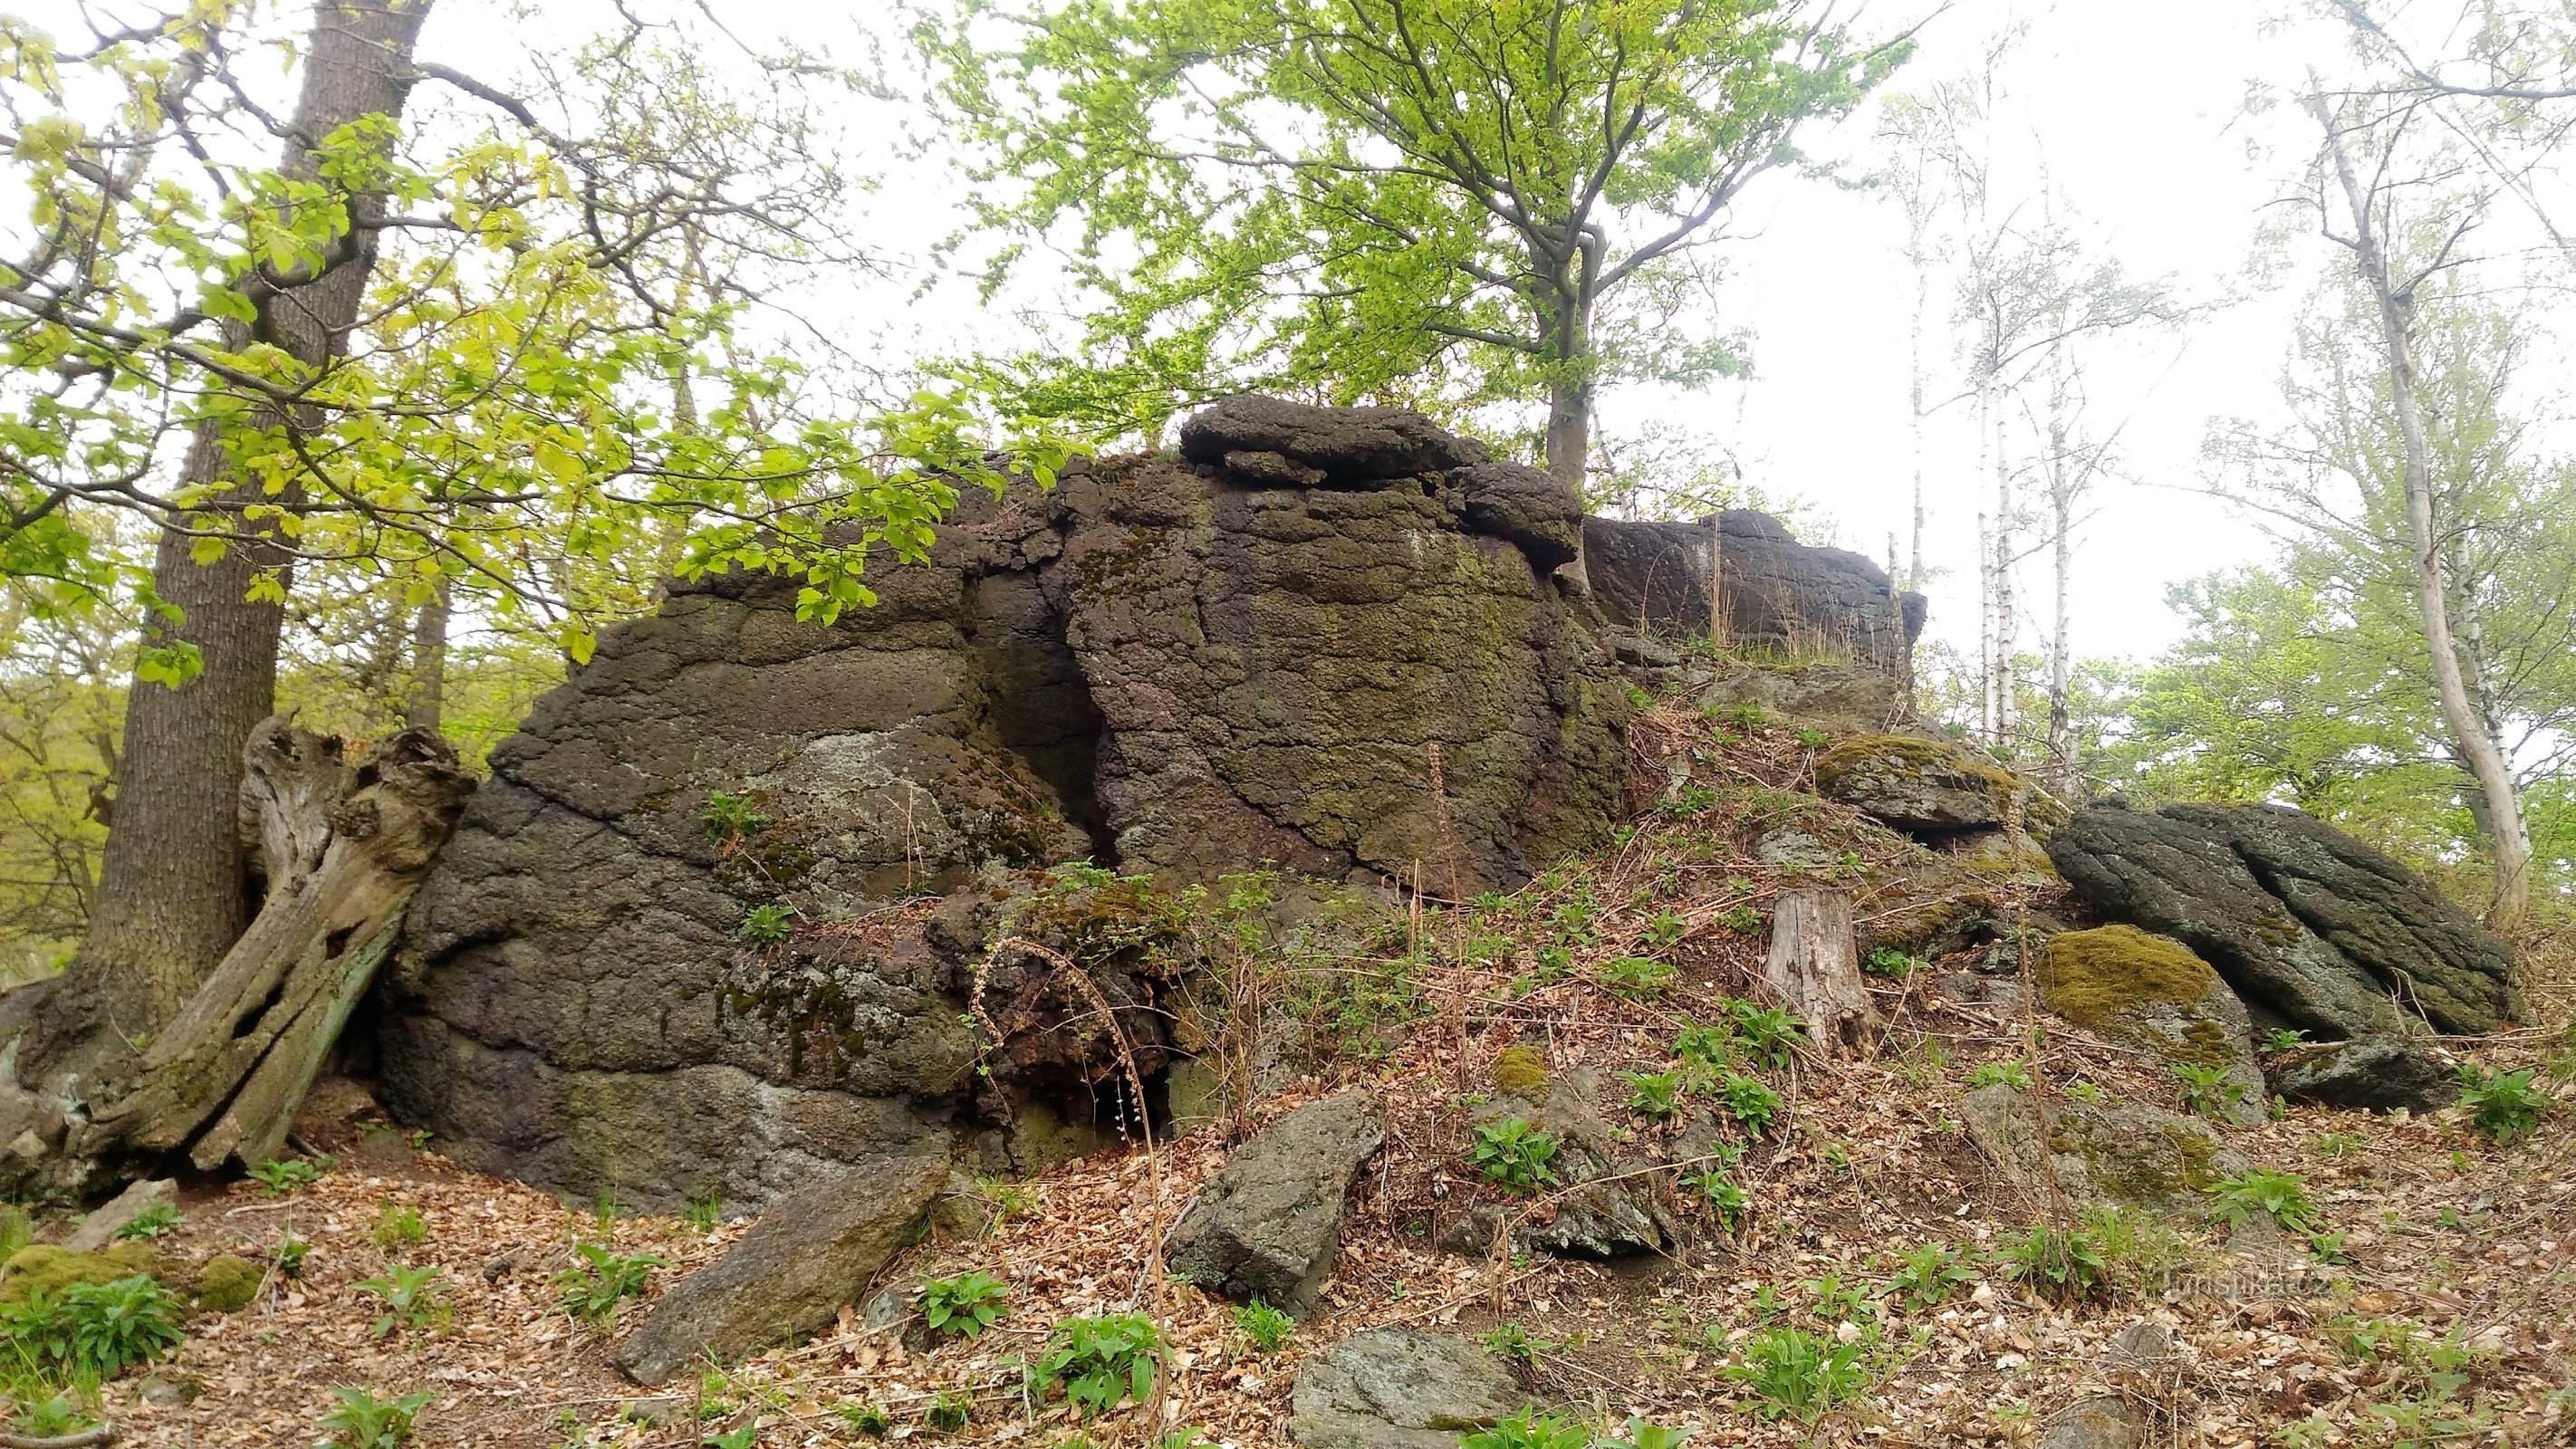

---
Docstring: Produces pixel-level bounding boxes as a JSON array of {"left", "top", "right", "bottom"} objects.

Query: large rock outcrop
[
  {"left": 2048, "top": 803, "right": 2523, "bottom": 1038},
  {"left": 1583, "top": 510, "right": 1925, "bottom": 673}
]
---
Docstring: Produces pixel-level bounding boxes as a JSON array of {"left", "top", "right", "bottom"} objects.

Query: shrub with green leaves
[
  {"left": 1887, "top": 1242, "right": 1975, "bottom": 1310},
  {"left": 0, "top": 1274, "right": 186, "bottom": 1379},
  {"left": 1477, "top": 1320, "right": 1540, "bottom": 1360},
  {"left": 1233, "top": 1300, "right": 1292, "bottom": 1354},
  {"left": 1640, "top": 910, "right": 1687, "bottom": 949},
  {"left": 248, "top": 1157, "right": 326, "bottom": 1195},
  {"left": 1715, "top": 1072, "right": 1782, "bottom": 1135},
  {"left": 1039, "top": 1313, "right": 1163, "bottom": 1416},
  {"left": 2171, "top": 1062, "right": 2246, "bottom": 1121},
  {"left": 1602, "top": 1420, "right": 1693, "bottom": 1449},
  {"left": 2206, "top": 1169, "right": 2321, "bottom": 1236},
  {"left": 1623, "top": 1070, "right": 1686, "bottom": 1118},
  {"left": 1460, "top": 1408, "right": 1594, "bottom": 1449},
  {"left": 1724, "top": 1001, "right": 1809, "bottom": 1070},
  {"left": 1968, "top": 1058, "right": 2033, "bottom": 1090},
  {"left": 1672, "top": 1022, "right": 1736, "bottom": 1070},
  {"left": 112, "top": 1201, "right": 181, "bottom": 1241},
  {"left": 918, "top": 1269, "right": 1010, "bottom": 1339},
  {"left": 1994, "top": 1224, "right": 2110, "bottom": 1303},
  {"left": 2456, "top": 1064, "right": 2550, "bottom": 1144},
  {"left": 553, "top": 1243, "right": 665, "bottom": 1327},
  {"left": 1724, "top": 1327, "right": 1870, "bottom": 1422},
  {"left": 1469, "top": 1118, "right": 1561, "bottom": 1192},
  {"left": 354, "top": 1264, "right": 449, "bottom": 1339},
  {"left": 319, "top": 1387, "right": 432, "bottom": 1449}
]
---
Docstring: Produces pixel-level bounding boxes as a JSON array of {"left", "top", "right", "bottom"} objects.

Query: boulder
[
  {"left": 1583, "top": 511, "right": 1925, "bottom": 675},
  {"left": 1694, "top": 659, "right": 1909, "bottom": 736},
  {"left": 1177, "top": 395, "right": 1489, "bottom": 481},
  {"left": 2268, "top": 1036, "right": 2460, "bottom": 1114},
  {"left": 0, "top": 1241, "right": 160, "bottom": 1304},
  {"left": 1167, "top": 1092, "right": 1384, "bottom": 1317},
  {"left": 1958, "top": 1083, "right": 2248, "bottom": 1212},
  {"left": 2035, "top": 1319, "right": 2176, "bottom": 1449},
  {"left": 65, "top": 1177, "right": 175, "bottom": 1252},
  {"left": 613, "top": 1154, "right": 945, "bottom": 1386},
  {"left": 1456, "top": 1068, "right": 1677, "bottom": 1258},
  {"left": 1816, "top": 735, "right": 2067, "bottom": 837},
  {"left": 2038, "top": 927, "right": 2264, "bottom": 1125},
  {"left": 1455, "top": 462, "right": 1585, "bottom": 572},
  {"left": 1287, "top": 1329, "right": 1521, "bottom": 1448},
  {"left": 2047, "top": 804, "right": 2522, "bottom": 1038}
]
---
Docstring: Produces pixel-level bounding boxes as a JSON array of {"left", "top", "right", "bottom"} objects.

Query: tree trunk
[
  {"left": 50, "top": 0, "right": 435, "bottom": 1055},
  {"left": 2314, "top": 100, "right": 2535, "bottom": 930},
  {"left": 80, "top": 722, "right": 468, "bottom": 1173},
  {"left": 406, "top": 579, "right": 451, "bottom": 734},
  {"left": 1763, "top": 889, "right": 1874, "bottom": 1057},
  {"left": 2046, "top": 487, "right": 2075, "bottom": 795},
  {"left": 1993, "top": 411, "right": 2017, "bottom": 754}
]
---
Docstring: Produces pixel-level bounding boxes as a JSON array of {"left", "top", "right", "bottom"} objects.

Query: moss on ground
[
  {"left": 1492, "top": 1045, "right": 1550, "bottom": 1099},
  {"left": 2039, "top": 926, "right": 2218, "bottom": 1026},
  {"left": 195, "top": 1254, "right": 263, "bottom": 1312},
  {"left": 0, "top": 1242, "right": 161, "bottom": 1304}
]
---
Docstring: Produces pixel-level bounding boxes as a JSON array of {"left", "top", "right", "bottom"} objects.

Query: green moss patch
[
  {"left": 0, "top": 1242, "right": 161, "bottom": 1305},
  {"left": 194, "top": 1254, "right": 263, "bottom": 1313},
  {"left": 2039, "top": 926, "right": 2218, "bottom": 1027},
  {"left": 1491, "top": 1045, "right": 1550, "bottom": 1099}
]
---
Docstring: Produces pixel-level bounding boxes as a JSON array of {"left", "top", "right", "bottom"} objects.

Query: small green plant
[
  {"left": 925, "top": 1387, "right": 973, "bottom": 1433},
  {"left": 1715, "top": 1071, "right": 1783, "bottom": 1135},
  {"left": 554, "top": 1243, "right": 665, "bottom": 1327},
  {"left": 1595, "top": 955, "right": 1676, "bottom": 998},
  {"left": 0, "top": 1274, "right": 186, "bottom": 1378},
  {"left": 1724, "top": 1001, "right": 1809, "bottom": 1069},
  {"left": 1039, "top": 1313, "right": 1164, "bottom": 1416},
  {"left": 2171, "top": 1062, "right": 2247, "bottom": 1120},
  {"left": 1640, "top": 910, "right": 1687, "bottom": 949},
  {"left": 2206, "top": 1169, "right": 2321, "bottom": 1236},
  {"left": 1460, "top": 1408, "right": 1594, "bottom": 1449},
  {"left": 1968, "top": 1058, "right": 2033, "bottom": 1090},
  {"left": 2064, "top": 1077, "right": 2112, "bottom": 1104},
  {"left": 274, "top": 1236, "right": 312, "bottom": 1277},
  {"left": 1477, "top": 1321, "right": 1540, "bottom": 1359},
  {"left": 1861, "top": 946, "right": 1918, "bottom": 978},
  {"left": 318, "top": 1387, "right": 432, "bottom": 1449},
  {"left": 112, "top": 1201, "right": 181, "bottom": 1241},
  {"left": 1233, "top": 1300, "right": 1293, "bottom": 1354},
  {"left": 1681, "top": 1167, "right": 1750, "bottom": 1228},
  {"left": 1623, "top": 1070, "right": 1687, "bottom": 1118},
  {"left": 1672, "top": 1022, "right": 1736, "bottom": 1070},
  {"left": 5, "top": 1388, "right": 92, "bottom": 1440},
  {"left": 1993, "top": 1223, "right": 2110, "bottom": 1303},
  {"left": 1659, "top": 784, "right": 1720, "bottom": 820},
  {"left": 1602, "top": 1420, "right": 1694, "bottom": 1449},
  {"left": 1718, "top": 905, "right": 1763, "bottom": 935},
  {"left": 1794, "top": 726, "right": 1832, "bottom": 750},
  {"left": 682, "top": 1192, "right": 723, "bottom": 1233},
  {"left": 370, "top": 1201, "right": 427, "bottom": 1250},
  {"left": 1802, "top": 1273, "right": 1873, "bottom": 1323},
  {"left": 700, "top": 1426, "right": 758, "bottom": 1449},
  {"left": 2260, "top": 1027, "right": 2312, "bottom": 1053},
  {"left": 738, "top": 903, "right": 795, "bottom": 945},
  {"left": 1724, "top": 1326, "right": 1870, "bottom": 1422},
  {"left": 1887, "top": 1242, "right": 1975, "bottom": 1310},
  {"left": 2314, "top": 1129, "right": 2364, "bottom": 1161},
  {"left": 698, "top": 791, "right": 770, "bottom": 840},
  {"left": 248, "top": 1157, "right": 326, "bottom": 1195},
  {"left": 1469, "top": 1117, "right": 1562, "bottom": 1192},
  {"left": 835, "top": 1402, "right": 893, "bottom": 1437},
  {"left": 2456, "top": 1064, "right": 2550, "bottom": 1144},
  {"left": 918, "top": 1270, "right": 1010, "bottom": 1339},
  {"left": 354, "top": 1264, "right": 450, "bottom": 1339}
]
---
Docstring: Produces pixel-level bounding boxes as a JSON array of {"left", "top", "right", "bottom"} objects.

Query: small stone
[
  {"left": 64, "top": 1178, "right": 175, "bottom": 1253},
  {"left": 623, "top": 1396, "right": 688, "bottom": 1427},
  {"left": 137, "top": 1375, "right": 197, "bottom": 1407},
  {"left": 1606, "top": 632, "right": 1682, "bottom": 669}
]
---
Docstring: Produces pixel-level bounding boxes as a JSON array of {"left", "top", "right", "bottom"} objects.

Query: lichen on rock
[{"left": 2038, "top": 926, "right": 2264, "bottom": 1124}]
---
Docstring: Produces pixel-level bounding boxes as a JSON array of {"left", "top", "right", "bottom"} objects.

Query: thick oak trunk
[{"left": 1763, "top": 888, "right": 1875, "bottom": 1058}]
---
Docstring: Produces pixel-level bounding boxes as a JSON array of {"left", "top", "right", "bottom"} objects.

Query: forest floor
[{"left": 43, "top": 710, "right": 2576, "bottom": 1449}]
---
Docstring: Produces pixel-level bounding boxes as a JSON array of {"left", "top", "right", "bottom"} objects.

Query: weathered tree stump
[{"left": 1762, "top": 888, "right": 1875, "bottom": 1057}]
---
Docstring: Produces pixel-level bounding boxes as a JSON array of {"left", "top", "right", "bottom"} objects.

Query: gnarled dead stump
[
  {"left": 1, "top": 720, "right": 473, "bottom": 1186},
  {"left": 1763, "top": 888, "right": 1876, "bottom": 1058}
]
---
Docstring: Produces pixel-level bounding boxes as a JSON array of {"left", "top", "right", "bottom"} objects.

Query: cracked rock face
[{"left": 2047, "top": 802, "right": 2523, "bottom": 1038}]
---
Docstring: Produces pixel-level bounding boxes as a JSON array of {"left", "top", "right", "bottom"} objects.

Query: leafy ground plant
[
  {"left": 112, "top": 1201, "right": 181, "bottom": 1241},
  {"left": 2456, "top": 1064, "right": 2550, "bottom": 1144},
  {"left": 1233, "top": 1300, "right": 1292, "bottom": 1353},
  {"left": 2206, "top": 1168, "right": 2321, "bottom": 1236},
  {"left": 319, "top": 1387, "right": 431, "bottom": 1449},
  {"left": 1887, "top": 1242, "right": 1976, "bottom": 1310},
  {"left": 249, "top": 1157, "right": 325, "bottom": 1195},
  {"left": 1470, "top": 1117, "right": 1562, "bottom": 1192},
  {"left": 2169, "top": 1062, "right": 2247, "bottom": 1121},
  {"left": 1724, "top": 1001, "right": 1809, "bottom": 1069},
  {"left": 1994, "top": 1224, "right": 2110, "bottom": 1303},
  {"left": 0, "top": 1274, "right": 185, "bottom": 1378},
  {"left": 370, "top": 1201, "right": 427, "bottom": 1251},
  {"left": 554, "top": 1243, "right": 665, "bottom": 1327},
  {"left": 1725, "top": 1326, "right": 1870, "bottom": 1422},
  {"left": 1460, "top": 1407, "right": 1593, "bottom": 1449},
  {"left": 1683, "top": 1167, "right": 1751, "bottom": 1229},
  {"left": 1040, "top": 1313, "right": 1163, "bottom": 1417},
  {"left": 1623, "top": 1070, "right": 1686, "bottom": 1118},
  {"left": 1968, "top": 1059, "right": 2033, "bottom": 1090},
  {"left": 355, "top": 1265, "right": 449, "bottom": 1339},
  {"left": 918, "top": 1269, "right": 1009, "bottom": 1339},
  {"left": 1715, "top": 1072, "right": 1783, "bottom": 1135}
]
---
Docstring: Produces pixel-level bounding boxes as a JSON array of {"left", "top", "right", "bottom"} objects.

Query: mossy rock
[
  {"left": 2039, "top": 926, "right": 2264, "bottom": 1124},
  {"left": 1957, "top": 1083, "right": 2248, "bottom": 1211},
  {"left": 193, "top": 1254, "right": 264, "bottom": 1313},
  {"left": 1490, "top": 1045, "right": 1550, "bottom": 1100},
  {"left": 0, "top": 1242, "right": 162, "bottom": 1304},
  {"left": 1815, "top": 734, "right": 2070, "bottom": 838}
]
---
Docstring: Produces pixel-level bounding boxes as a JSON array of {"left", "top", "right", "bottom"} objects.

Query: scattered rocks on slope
[
  {"left": 2047, "top": 803, "right": 2522, "bottom": 1038},
  {"left": 614, "top": 1154, "right": 946, "bottom": 1386},
  {"left": 1286, "top": 1329, "right": 1521, "bottom": 1449},
  {"left": 1455, "top": 1067, "right": 1677, "bottom": 1259},
  {"left": 1166, "top": 1091, "right": 1384, "bottom": 1318},
  {"left": 2038, "top": 926, "right": 2264, "bottom": 1125},
  {"left": 2267, "top": 1036, "right": 2461, "bottom": 1114},
  {"left": 1816, "top": 734, "right": 2068, "bottom": 837},
  {"left": 1958, "top": 1084, "right": 2248, "bottom": 1212}
]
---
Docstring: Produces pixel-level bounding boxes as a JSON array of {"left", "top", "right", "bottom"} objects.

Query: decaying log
[
  {"left": 78, "top": 721, "right": 471, "bottom": 1171},
  {"left": 1762, "top": 888, "right": 1875, "bottom": 1057}
]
